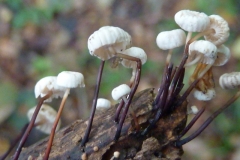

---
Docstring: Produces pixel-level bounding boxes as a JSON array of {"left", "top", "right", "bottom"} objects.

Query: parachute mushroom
[
  {"left": 13, "top": 76, "right": 66, "bottom": 160},
  {"left": 156, "top": 29, "right": 186, "bottom": 63},
  {"left": 112, "top": 84, "right": 140, "bottom": 131},
  {"left": 44, "top": 71, "right": 85, "bottom": 160},
  {"left": 185, "top": 40, "right": 217, "bottom": 94},
  {"left": 82, "top": 26, "right": 142, "bottom": 146},
  {"left": 121, "top": 47, "right": 147, "bottom": 85},
  {"left": 2, "top": 104, "right": 60, "bottom": 159}
]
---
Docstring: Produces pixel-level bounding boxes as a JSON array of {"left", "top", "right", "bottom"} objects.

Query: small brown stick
[{"left": 44, "top": 89, "right": 70, "bottom": 160}]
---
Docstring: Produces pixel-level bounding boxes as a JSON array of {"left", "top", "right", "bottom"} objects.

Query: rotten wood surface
[{"left": 16, "top": 88, "right": 188, "bottom": 160}]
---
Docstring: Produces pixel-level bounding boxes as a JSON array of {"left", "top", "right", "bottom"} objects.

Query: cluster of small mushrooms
[{"left": 3, "top": 9, "right": 240, "bottom": 160}]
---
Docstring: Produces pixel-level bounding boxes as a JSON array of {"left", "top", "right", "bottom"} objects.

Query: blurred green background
[{"left": 0, "top": 0, "right": 240, "bottom": 159}]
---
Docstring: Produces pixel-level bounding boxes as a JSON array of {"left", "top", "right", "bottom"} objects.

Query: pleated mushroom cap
[
  {"left": 204, "top": 15, "right": 229, "bottom": 46},
  {"left": 34, "top": 76, "right": 67, "bottom": 102},
  {"left": 88, "top": 26, "right": 132, "bottom": 60},
  {"left": 174, "top": 10, "right": 210, "bottom": 32},
  {"left": 156, "top": 29, "right": 186, "bottom": 50},
  {"left": 27, "top": 104, "right": 61, "bottom": 134},
  {"left": 219, "top": 72, "right": 240, "bottom": 90},
  {"left": 121, "top": 47, "right": 147, "bottom": 68},
  {"left": 57, "top": 71, "right": 85, "bottom": 88}
]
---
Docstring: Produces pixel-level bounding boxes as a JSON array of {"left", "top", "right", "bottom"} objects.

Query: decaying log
[{"left": 16, "top": 88, "right": 188, "bottom": 160}]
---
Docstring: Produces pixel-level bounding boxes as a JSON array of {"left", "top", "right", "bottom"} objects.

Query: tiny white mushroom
[
  {"left": 83, "top": 26, "right": 138, "bottom": 146},
  {"left": 187, "top": 106, "right": 199, "bottom": 115},
  {"left": 15, "top": 76, "right": 67, "bottom": 159},
  {"left": 219, "top": 72, "right": 240, "bottom": 90},
  {"left": 185, "top": 40, "right": 217, "bottom": 78},
  {"left": 204, "top": 15, "right": 230, "bottom": 46},
  {"left": 114, "top": 151, "right": 120, "bottom": 158},
  {"left": 156, "top": 29, "right": 186, "bottom": 50},
  {"left": 121, "top": 47, "right": 147, "bottom": 84},
  {"left": 34, "top": 76, "right": 67, "bottom": 102},
  {"left": 27, "top": 104, "right": 60, "bottom": 134},
  {"left": 112, "top": 84, "right": 131, "bottom": 103},
  {"left": 156, "top": 29, "right": 186, "bottom": 63},
  {"left": 88, "top": 26, "right": 132, "bottom": 61},
  {"left": 96, "top": 98, "right": 111, "bottom": 110},
  {"left": 193, "top": 88, "right": 216, "bottom": 101},
  {"left": 186, "top": 40, "right": 217, "bottom": 66},
  {"left": 121, "top": 47, "right": 147, "bottom": 68},
  {"left": 110, "top": 151, "right": 120, "bottom": 160},
  {"left": 174, "top": 10, "right": 210, "bottom": 42},
  {"left": 44, "top": 71, "right": 85, "bottom": 159},
  {"left": 174, "top": 10, "right": 210, "bottom": 32}
]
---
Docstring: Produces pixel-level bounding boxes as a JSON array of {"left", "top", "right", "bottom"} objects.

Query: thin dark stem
[
  {"left": 168, "top": 54, "right": 188, "bottom": 93},
  {"left": 173, "top": 68, "right": 185, "bottom": 97},
  {"left": 176, "top": 91, "right": 240, "bottom": 147},
  {"left": 178, "top": 105, "right": 206, "bottom": 139},
  {"left": 114, "top": 56, "right": 141, "bottom": 141},
  {"left": 0, "top": 123, "right": 29, "bottom": 160},
  {"left": 114, "top": 100, "right": 124, "bottom": 123},
  {"left": 12, "top": 93, "right": 52, "bottom": 160},
  {"left": 165, "top": 68, "right": 185, "bottom": 111},
  {"left": 155, "top": 64, "right": 172, "bottom": 113},
  {"left": 170, "top": 67, "right": 177, "bottom": 82},
  {"left": 141, "top": 64, "right": 172, "bottom": 135},
  {"left": 153, "top": 65, "right": 168, "bottom": 107},
  {"left": 81, "top": 60, "right": 105, "bottom": 147}
]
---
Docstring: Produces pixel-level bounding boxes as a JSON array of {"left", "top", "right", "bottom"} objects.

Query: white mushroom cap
[
  {"left": 96, "top": 98, "right": 111, "bottom": 110},
  {"left": 213, "top": 45, "right": 230, "bottom": 66},
  {"left": 57, "top": 71, "right": 85, "bottom": 88},
  {"left": 156, "top": 29, "right": 186, "bottom": 50},
  {"left": 174, "top": 10, "right": 210, "bottom": 32},
  {"left": 188, "top": 40, "right": 217, "bottom": 65},
  {"left": 193, "top": 88, "right": 216, "bottom": 101},
  {"left": 27, "top": 104, "right": 61, "bottom": 134},
  {"left": 121, "top": 47, "right": 147, "bottom": 68},
  {"left": 111, "top": 84, "right": 131, "bottom": 101},
  {"left": 34, "top": 76, "right": 67, "bottom": 102},
  {"left": 204, "top": 15, "right": 229, "bottom": 46},
  {"left": 88, "top": 26, "right": 132, "bottom": 60},
  {"left": 219, "top": 72, "right": 240, "bottom": 89}
]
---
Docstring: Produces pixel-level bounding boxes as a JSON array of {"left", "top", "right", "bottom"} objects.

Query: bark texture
[{"left": 16, "top": 88, "right": 188, "bottom": 160}]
